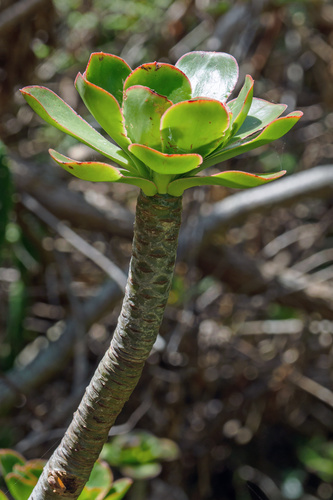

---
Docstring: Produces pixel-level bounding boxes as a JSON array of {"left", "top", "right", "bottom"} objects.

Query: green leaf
[
  {"left": 0, "top": 449, "right": 25, "bottom": 476},
  {"left": 167, "top": 170, "right": 286, "bottom": 196},
  {"left": 0, "top": 490, "right": 9, "bottom": 499},
  {"left": 160, "top": 99, "right": 230, "bottom": 156},
  {"left": 123, "top": 86, "right": 172, "bottom": 150},
  {"left": 120, "top": 176, "right": 158, "bottom": 196},
  {"left": 128, "top": 144, "right": 202, "bottom": 174},
  {"left": 84, "top": 52, "right": 131, "bottom": 105},
  {"left": 49, "top": 149, "right": 157, "bottom": 195},
  {"left": 104, "top": 478, "right": 133, "bottom": 500},
  {"left": 233, "top": 98, "right": 287, "bottom": 141},
  {"left": 203, "top": 111, "right": 303, "bottom": 168},
  {"left": 121, "top": 463, "right": 162, "bottom": 480},
  {"left": 20, "top": 460, "right": 45, "bottom": 480},
  {"left": 78, "top": 460, "right": 113, "bottom": 500},
  {"left": 176, "top": 51, "right": 238, "bottom": 102},
  {"left": 5, "top": 472, "right": 36, "bottom": 500},
  {"left": 75, "top": 73, "right": 131, "bottom": 152},
  {"left": 49, "top": 149, "right": 123, "bottom": 181},
  {"left": 228, "top": 75, "right": 254, "bottom": 136},
  {"left": 20, "top": 86, "right": 133, "bottom": 170},
  {"left": 124, "top": 63, "right": 192, "bottom": 104}
]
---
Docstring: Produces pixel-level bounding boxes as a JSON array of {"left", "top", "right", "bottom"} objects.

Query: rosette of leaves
[
  {"left": 101, "top": 431, "right": 180, "bottom": 480},
  {"left": 21, "top": 51, "right": 302, "bottom": 196},
  {"left": 0, "top": 449, "right": 132, "bottom": 500}
]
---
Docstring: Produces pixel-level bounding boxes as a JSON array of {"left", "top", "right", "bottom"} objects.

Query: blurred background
[{"left": 0, "top": 0, "right": 333, "bottom": 499}]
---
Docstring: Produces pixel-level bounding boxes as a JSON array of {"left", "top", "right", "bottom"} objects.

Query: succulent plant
[{"left": 21, "top": 51, "right": 302, "bottom": 196}]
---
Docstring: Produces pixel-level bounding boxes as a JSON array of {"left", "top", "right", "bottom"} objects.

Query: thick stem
[{"left": 29, "top": 191, "right": 182, "bottom": 499}]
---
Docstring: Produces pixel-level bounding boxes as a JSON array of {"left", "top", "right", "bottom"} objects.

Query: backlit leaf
[
  {"left": 167, "top": 170, "right": 286, "bottom": 196},
  {"left": 124, "top": 63, "right": 192, "bottom": 104},
  {"left": 203, "top": 111, "right": 303, "bottom": 168},
  {"left": 75, "top": 74, "right": 131, "bottom": 152},
  {"left": 20, "top": 86, "right": 132, "bottom": 170},
  {"left": 49, "top": 149, "right": 158, "bottom": 195},
  {"left": 49, "top": 150, "right": 123, "bottom": 181},
  {"left": 128, "top": 144, "right": 202, "bottom": 174},
  {"left": 228, "top": 75, "right": 254, "bottom": 136},
  {"left": 84, "top": 52, "right": 131, "bottom": 105},
  {"left": 233, "top": 98, "right": 287, "bottom": 141},
  {"left": 160, "top": 99, "right": 229, "bottom": 156}
]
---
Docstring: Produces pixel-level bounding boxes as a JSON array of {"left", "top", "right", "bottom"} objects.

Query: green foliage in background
[{"left": 0, "top": 449, "right": 132, "bottom": 500}]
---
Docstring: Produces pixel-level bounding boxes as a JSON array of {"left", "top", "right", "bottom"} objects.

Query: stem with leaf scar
[{"left": 29, "top": 191, "right": 182, "bottom": 499}]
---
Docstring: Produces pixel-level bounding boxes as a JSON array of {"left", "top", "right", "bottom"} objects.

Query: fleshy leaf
[
  {"left": 167, "top": 170, "right": 286, "bottom": 196},
  {"left": 49, "top": 149, "right": 123, "bottom": 181},
  {"left": 75, "top": 73, "right": 131, "bottom": 152},
  {"left": 104, "top": 478, "right": 133, "bottom": 500},
  {"left": 50, "top": 149, "right": 157, "bottom": 195},
  {"left": 176, "top": 51, "right": 238, "bottom": 102},
  {"left": 203, "top": 111, "right": 303, "bottom": 168},
  {"left": 123, "top": 86, "right": 172, "bottom": 150},
  {"left": 84, "top": 52, "right": 131, "bottom": 105},
  {"left": 20, "top": 86, "right": 132, "bottom": 170},
  {"left": 5, "top": 472, "right": 36, "bottom": 500},
  {"left": 0, "top": 490, "right": 9, "bottom": 499},
  {"left": 0, "top": 449, "right": 25, "bottom": 477},
  {"left": 128, "top": 144, "right": 202, "bottom": 174},
  {"left": 78, "top": 460, "right": 112, "bottom": 500},
  {"left": 123, "top": 63, "right": 192, "bottom": 104},
  {"left": 228, "top": 75, "right": 254, "bottom": 136},
  {"left": 233, "top": 98, "right": 287, "bottom": 141},
  {"left": 160, "top": 99, "right": 230, "bottom": 156}
]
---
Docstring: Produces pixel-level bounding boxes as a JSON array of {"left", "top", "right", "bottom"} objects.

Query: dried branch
[
  {"left": 13, "top": 157, "right": 134, "bottom": 238},
  {"left": 179, "top": 165, "right": 333, "bottom": 256},
  {"left": 0, "top": 280, "right": 122, "bottom": 415},
  {"left": 22, "top": 194, "right": 127, "bottom": 291}
]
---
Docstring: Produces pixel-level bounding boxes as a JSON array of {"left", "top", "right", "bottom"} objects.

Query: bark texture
[{"left": 29, "top": 191, "right": 182, "bottom": 499}]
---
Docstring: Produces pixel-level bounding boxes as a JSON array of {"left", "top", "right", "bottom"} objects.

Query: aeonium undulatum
[{"left": 21, "top": 51, "right": 302, "bottom": 196}]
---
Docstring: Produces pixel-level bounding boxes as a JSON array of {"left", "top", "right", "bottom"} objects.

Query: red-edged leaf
[
  {"left": 122, "top": 86, "right": 172, "bottom": 150},
  {"left": 228, "top": 75, "right": 254, "bottom": 136},
  {"left": 167, "top": 170, "right": 286, "bottom": 196},
  {"left": 160, "top": 99, "right": 230, "bottom": 156},
  {"left": 123, "top": 62, "right": 192, "bottom": 104},
  {"left": 20, "top": 86, "right": 132, "bottom": 170},
  {"left": 49, "top": 149, "right": 123, "bottom": 181},
  {"left": 84, "top": 52, "right": 131, "bottom": 105},
  {"left": 75, "top": 73, "right": 131, "bottom": 152},
  {"left": 232, "top": 98, "right": 287, "bottom": 141},
  {"left": 203, "top": 111, "right": 303, "bottom": 168},
  {"left": 128, "top": 144, "right": 202, "bottom": 174},
  {"left": 49, "top": 149, "right": 157, "bottom": 195}
]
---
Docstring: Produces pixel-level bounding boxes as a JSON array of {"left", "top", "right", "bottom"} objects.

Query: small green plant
[
  {"left": 0, "top": 449, "right": 132, "bottom": 500},
  {"left": 101, "top": 431, "right": 179, "bottom": 480},
  {"left": 20, "top": 51, "right": 302, "bottom": 499},
  {"left": 298, "top": 437, "right": 333, "bottom": 482},
  {"left": 21, "top": 51, "right": 302, "bottom": 197}
]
